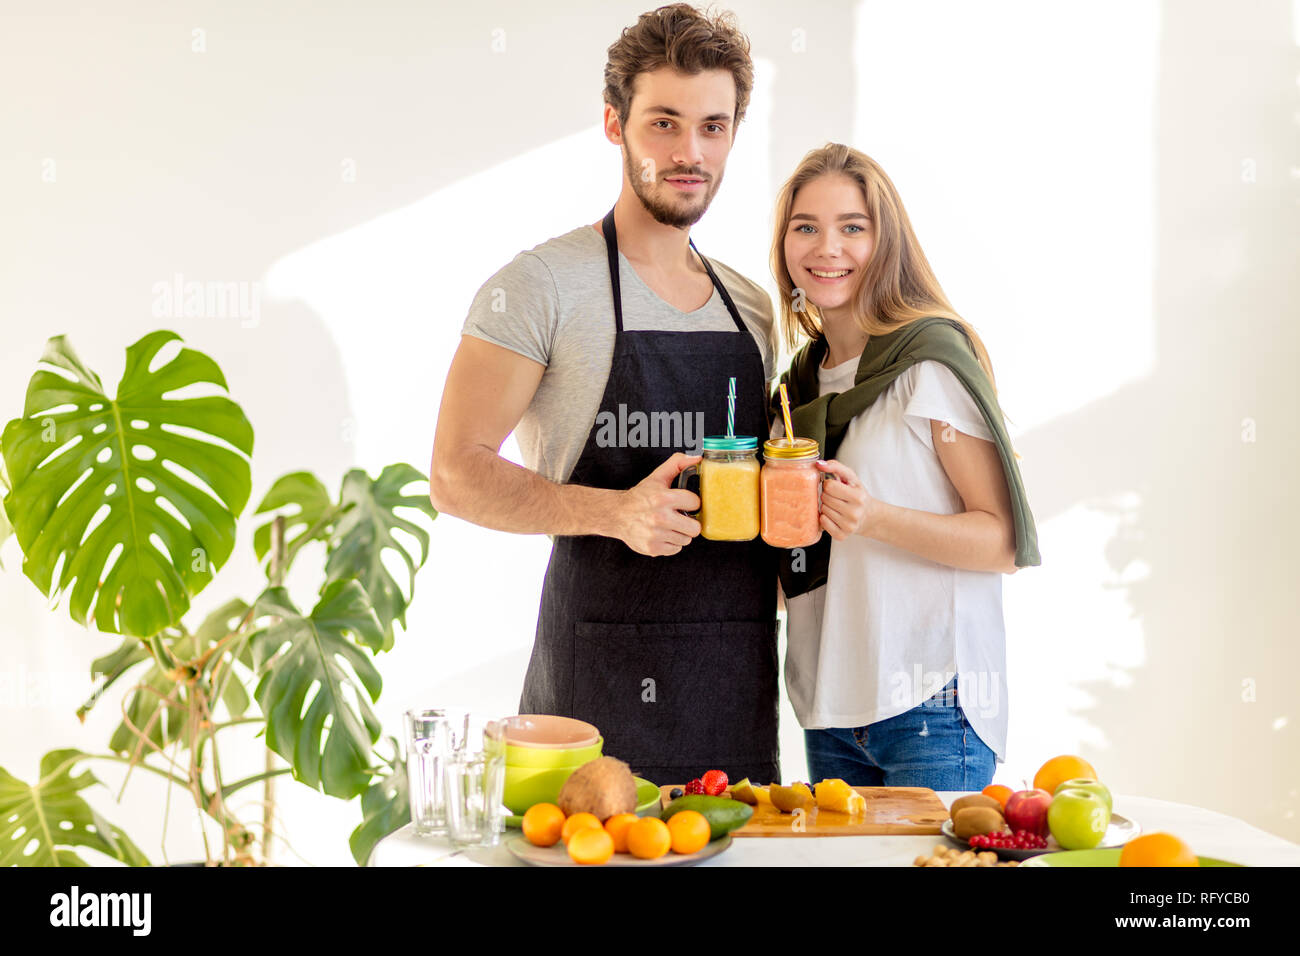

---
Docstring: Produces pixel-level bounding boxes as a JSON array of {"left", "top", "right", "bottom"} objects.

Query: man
[{"left": 429, "top": 4, "right": 779, "bottom": 785}]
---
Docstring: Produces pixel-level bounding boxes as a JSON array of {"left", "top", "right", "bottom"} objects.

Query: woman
[{"left": 767, "top": 143, "right": 1040, "bottom": 790}]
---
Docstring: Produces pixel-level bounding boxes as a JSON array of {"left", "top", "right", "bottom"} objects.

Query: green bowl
[
  {"left": 503, "top": 765, "right": 583, "bottom": 815},
  {"left": 505, "top": 736, "right": 603, "bottom": 770},
  {"left": 1021, "top": 848, "right": 1244, "bottom": 867},
  {"left": 505, "top": 777, "right": 661, "bottom": 826}
]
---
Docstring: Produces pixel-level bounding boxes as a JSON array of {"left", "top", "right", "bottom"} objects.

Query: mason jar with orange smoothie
[
  {"left": 676, "top": 436, "right": 761, "bottom": 541},
  {"left": 760, "top": 437, "right": 823, "bottom": 548}
]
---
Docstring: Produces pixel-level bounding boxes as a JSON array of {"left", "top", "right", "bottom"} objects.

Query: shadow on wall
[{"left": 1013, "top": 0, "right": 1300, "bottom": 839}]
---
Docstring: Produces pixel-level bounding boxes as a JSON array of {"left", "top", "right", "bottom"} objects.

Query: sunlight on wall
[
  {"left": 260, "top": 59, "right": 777, "bottom": 731},
  {"left": 852, "top": 0, "right": 1160, "bottom": 432},
  {"left": 851, "top": 0, "right": 1161, "bottom": 780}
]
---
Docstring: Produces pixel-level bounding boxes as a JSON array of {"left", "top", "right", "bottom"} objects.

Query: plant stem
[
  {"left": 220, "top": 767, "right": 292, "bottom": 800},
  {"left": 89, "top": 753, "right": 191, "bottom": 790},
  {"left": 263, "top": 514, "right": 287, "bottom": 865}
]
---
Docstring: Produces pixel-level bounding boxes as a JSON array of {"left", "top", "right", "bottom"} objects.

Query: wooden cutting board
[{"left": 658, "top": 785, "right": 949, "bottom": 837}]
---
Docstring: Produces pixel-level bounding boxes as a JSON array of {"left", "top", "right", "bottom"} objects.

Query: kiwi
[
  {"left": 949, "top": 794, "right": 1003, "bottom": 819},
  {"left": 952, "top": 806, "right": 1007, "bottom": 840},
  {"left": 556, "top": 756, "right": 637, "bottom": 821}
]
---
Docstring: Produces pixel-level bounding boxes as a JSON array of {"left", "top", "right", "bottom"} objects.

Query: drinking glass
[
  {"left": 404, "top": 708, "right": 454, "bottom": 835},
  {"left": 443, "top": 719, "right": 507, "bottom": 847}
]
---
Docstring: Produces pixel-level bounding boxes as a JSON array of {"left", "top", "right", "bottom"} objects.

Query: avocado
[{"left": 660, "top": 795, "right": 754, "bottom": 840}]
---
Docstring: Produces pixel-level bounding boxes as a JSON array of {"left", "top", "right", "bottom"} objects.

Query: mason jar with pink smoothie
[{"left": 760, "top": 437, "right": 824, "bottom": 548}]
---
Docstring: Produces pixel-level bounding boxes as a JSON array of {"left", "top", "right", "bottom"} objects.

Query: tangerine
[
  {"left": 521, "top": 802, "right": 566, "bottom": 847},
  {"left": 982, "top": 784, "right": 1014, "bottom": 810},
  {"left": 560, "top": 812, "right": 602, "bottom": 845},
  {"left": 566, "top": 826, "right": 614, "bottom": 864},
  {"left": 666, "top": 810, "right": 711, "bottom": 854},
  {"left": 1119, "top": 832, "right": 1199, "bottom": 867},
  {"left": 604, "top": 812, "right": 639, "bottom": 853},
  {"left": 626, "top": 816, "right": 671, "bottom": 859},
  {"left": 1033, "top": 755, "right": 1098, "bottom": 798}
]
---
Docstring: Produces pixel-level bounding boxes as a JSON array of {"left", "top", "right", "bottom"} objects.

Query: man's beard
[{"left": 623, "top": 144, "right": 722, "bottom": 229}]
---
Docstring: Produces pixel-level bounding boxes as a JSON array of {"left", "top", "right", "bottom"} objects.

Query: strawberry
[
  {"left": 684, "top": 778, "right": 706, "bottom": 795},
  {"left": 701, "top": 769, "right": 728, "bottom": 796}
]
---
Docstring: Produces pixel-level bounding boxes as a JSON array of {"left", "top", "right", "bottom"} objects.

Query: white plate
[
  {"left": 940, "top": 811, "right": 1141, "bottom": 861},
  {"left": 504, "top": 832, "right": 732, "bottom": 867}
]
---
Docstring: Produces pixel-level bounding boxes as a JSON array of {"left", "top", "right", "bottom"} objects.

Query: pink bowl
[{"left": 502, "top": 714, "right": 600, "bottom": 749}]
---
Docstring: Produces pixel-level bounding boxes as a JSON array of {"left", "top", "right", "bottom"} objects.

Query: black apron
[{"left": 518, "top": 208, "right": 780, "bottom": 786}]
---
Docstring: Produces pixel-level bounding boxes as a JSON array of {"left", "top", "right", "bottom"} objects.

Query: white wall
[{"left": 1, "top": 0, "right": 1296, "bottom": 865}]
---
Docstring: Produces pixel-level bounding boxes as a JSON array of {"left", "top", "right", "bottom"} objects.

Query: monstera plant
[{"left": 0, "top": 330, "right": 434, "bottom": 865}]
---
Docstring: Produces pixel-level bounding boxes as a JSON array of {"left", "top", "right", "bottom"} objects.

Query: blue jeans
[{"left": 803, "top": 677, "right": 995, "bottom": 789}]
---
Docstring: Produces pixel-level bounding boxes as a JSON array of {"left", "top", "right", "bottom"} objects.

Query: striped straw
[
  {"left": 778, "top": 382, "right": 794, "bottom": 444},
  {"left": 727, "top": 376, "right": 736, "bottom": 438}
]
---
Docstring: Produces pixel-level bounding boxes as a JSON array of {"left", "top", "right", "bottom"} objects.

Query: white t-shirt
[{"left": 776, "top": 355, "right": 1008, "bottom": 762}]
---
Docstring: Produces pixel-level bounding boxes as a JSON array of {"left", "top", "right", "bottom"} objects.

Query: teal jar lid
[{"left": 701, "top": 435, "right": 758, "bottom": 451}]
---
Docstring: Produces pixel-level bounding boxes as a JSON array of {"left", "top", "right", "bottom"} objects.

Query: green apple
[
  {"left": 1055, "top": 777, "right": 1112, "bottom": 815},
  {"left": 1048, "top": 788, "right": 1111, "bottom": 850}
]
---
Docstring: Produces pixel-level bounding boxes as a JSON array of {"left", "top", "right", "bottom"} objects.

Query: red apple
[{"left": 1004, "top": 788, "right": 1053, "bottom": 837}]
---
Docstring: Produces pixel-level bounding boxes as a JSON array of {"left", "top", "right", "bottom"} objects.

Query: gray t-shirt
[{"left": 461, "top": 223, "right": 778, "bottom": 484}]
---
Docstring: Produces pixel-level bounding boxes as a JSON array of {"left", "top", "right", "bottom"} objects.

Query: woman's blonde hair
[{"left": 771, "top": 143, "right": 997, "bottom": 390}]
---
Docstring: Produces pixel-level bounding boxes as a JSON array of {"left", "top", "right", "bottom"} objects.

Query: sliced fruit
[
  {"left": 814, "top": 779, "right": 866, "bottom": 815},
  {"left": 752, "top": 784, "right": 771, "bottom": 804},
  {"left": 769, "top": 782, "right": 814, "bottom": 813},
  {"left": 729, "top": 778, "right": 758, "bottom": 805},
  {"left": 661, "top": 794, "right": 754, "bottom": 839}
]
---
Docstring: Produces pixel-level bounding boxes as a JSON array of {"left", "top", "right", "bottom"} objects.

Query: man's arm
[{"left": 428, "top": 335, "right": 703, "bottom": 556}]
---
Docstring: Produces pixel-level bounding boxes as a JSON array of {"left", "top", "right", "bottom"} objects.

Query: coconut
[{"left": 556, "top": 756, "right": 638, "bottom": 821}]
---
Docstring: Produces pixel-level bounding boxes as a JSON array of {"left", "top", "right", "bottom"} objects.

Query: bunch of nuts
[{"left": 913, "top": 844, "right": 1019, "bottom": 867}]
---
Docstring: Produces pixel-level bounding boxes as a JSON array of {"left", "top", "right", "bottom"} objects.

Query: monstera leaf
[
  {"left": 252, "top": 464, "right": 435, "bottom": 645},
  {"left": 0, "top": 749, "right": 150, "bottom": 866},
  {"left": 251, "top": 471, "right": 334, "bottom": 565},
  {"left": 0, "top": 331, "right": 253, "bottom": 637},
  {"left": 348, "top": 741, "right": 409, "bottom": 866},
  {"left": 249, "top": 580, "right": 385, "bottom": 799},
  {"left": 0, "top": 452, "right": 12, "bottom": 569},
  {"left": 324, "top": 464, "right": 436, "bottom": 645}
]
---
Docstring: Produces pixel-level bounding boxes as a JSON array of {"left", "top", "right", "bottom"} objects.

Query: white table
[{"left": 367, "top": 791, "right": 1300, "bottom": 867}]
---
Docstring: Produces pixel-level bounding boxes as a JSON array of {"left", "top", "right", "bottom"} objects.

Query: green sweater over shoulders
[{"left": 769, "top": 316, "right": 1040, "bottom": 598}]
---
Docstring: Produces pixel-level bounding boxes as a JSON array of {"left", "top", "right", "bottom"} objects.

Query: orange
[
  {"left": 521, "top": 802, "right": 565, "bottom": 847},
  {"left": 666, "top": 810, "right": 711, "bottom": 855},
  {"left": 566, "top": 825, "right": 615, "bottom": 864},
  {"left": 604, "top": 812, "right": 639, "bottom": 853},
  {"left": 1033, "top": 755, "right": 1098, "bottom": 798},
  {"left": 1119, "top": 832, "right": 1199, "bottom": 867},
  {"left": 982, "top": 784, "right": 1014, "bottom": 810},
  {"left": 625, "top": 816, "right": 671, "bottom": 860},
  {"left": 560, "top": 812, "right": 603, "bottom": 845}
]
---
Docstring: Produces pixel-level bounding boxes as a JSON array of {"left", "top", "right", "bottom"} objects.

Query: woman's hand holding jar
[{"left": 813, "top": 458, "right": 874, "bottom": 541}]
